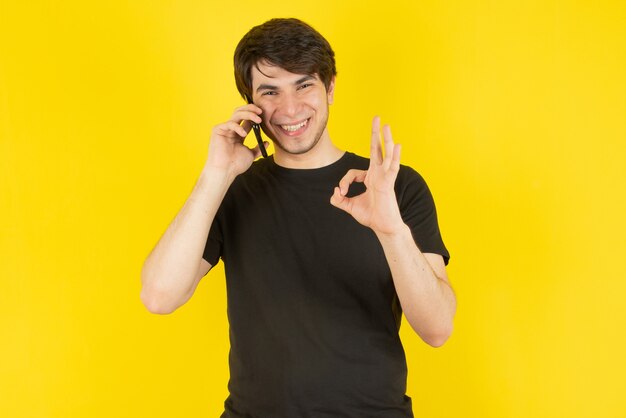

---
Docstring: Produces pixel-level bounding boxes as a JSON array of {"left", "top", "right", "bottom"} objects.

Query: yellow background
[{"left": 2, "top": 1, "right": 625, "bottom": 417}]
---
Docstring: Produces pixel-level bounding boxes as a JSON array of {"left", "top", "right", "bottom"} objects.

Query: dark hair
[{"left": 233, "top": 18, "right": 336, "bottom": 101}]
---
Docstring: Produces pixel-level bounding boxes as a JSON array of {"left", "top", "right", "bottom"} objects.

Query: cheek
[
  {"left": 258, "top": 104, "right": 274, "bottom": 124},
  {"left": 306, "top": 94, "right": 327, "bottom": 110}
]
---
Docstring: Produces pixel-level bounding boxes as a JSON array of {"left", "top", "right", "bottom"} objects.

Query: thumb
[{"left": 330, "top": 186, "right": 352, "bottom": 214}]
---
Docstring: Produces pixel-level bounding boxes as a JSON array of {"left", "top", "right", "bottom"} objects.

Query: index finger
[{"left": 229, "top": 104, "right": 263, "bottom": 125}]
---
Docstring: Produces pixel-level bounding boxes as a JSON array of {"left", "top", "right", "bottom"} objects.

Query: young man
[{"left": 141, "top": 18, "right": 456, "bottom": 418}]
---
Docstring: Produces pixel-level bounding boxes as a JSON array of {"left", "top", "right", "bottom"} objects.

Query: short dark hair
[{"left": 233, "top": 18, "right": 336, "bottom": 101}]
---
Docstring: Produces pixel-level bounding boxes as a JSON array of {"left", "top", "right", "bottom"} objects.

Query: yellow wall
[{"left": 2, "top": 1, "right": 625, "bottom": 417}]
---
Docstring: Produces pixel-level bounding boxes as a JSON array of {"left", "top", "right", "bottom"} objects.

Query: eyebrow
[{"left": 255, "top": 75, "right": 317, "bottom": 93}]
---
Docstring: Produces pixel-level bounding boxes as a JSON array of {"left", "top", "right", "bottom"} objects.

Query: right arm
[{"left": 140, "top": 104, "right": 266, "bottom": 314}]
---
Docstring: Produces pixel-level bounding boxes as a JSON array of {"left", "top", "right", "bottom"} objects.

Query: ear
[{"left": 327, "top": 76, "right": 336, "bottom": 105}]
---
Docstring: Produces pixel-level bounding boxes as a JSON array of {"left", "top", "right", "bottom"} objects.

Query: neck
[{"left": 273, "top": 132, "right": 344, "bottom": 169}]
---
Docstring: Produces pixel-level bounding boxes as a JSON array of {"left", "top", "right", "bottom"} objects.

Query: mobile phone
[{"left": 247, "top": 96, "right": 268, "bottom": 158}]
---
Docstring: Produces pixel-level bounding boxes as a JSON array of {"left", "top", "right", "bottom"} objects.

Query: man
[{"left": 141, "top": 18, "right": 456, "bottom": 418}]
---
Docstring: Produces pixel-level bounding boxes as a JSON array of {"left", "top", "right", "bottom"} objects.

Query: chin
[{"left": 273, "top": 137, "right": 321, "bottom": 156}]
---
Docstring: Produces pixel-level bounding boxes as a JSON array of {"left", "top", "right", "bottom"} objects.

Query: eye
[
  {"left": 298, "top": 83, "right": 313, "bottom": 90},
  {"left": 262, "top": 91, "right": 277, "bottom": 96}
]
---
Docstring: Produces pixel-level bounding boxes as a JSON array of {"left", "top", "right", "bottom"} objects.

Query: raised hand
[
  {"left": 330, "top": 116, "right": 405, "bottom": 236},
  {"left": 205, "top": 104, "right": 268, "bottom": 177}
]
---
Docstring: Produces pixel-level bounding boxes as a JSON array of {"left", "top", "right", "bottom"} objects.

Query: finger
[
  {"left": 230, "top": 111, "right": 262, "bottom": 126},
  {"left": 229, "top": 106, "right": 263, "bottom": 125},
  {"left": 215, "top": 121, "right": 248, "bottom": 139},
  {"left": 251, "top": 140, "right": 271, "bottom": 158},
  {"left": 385, "top": 143, "right": 401, "bottom": 175},
  {"left": 392, "top": 143, "right": 401, "bottom": 169},
  {"left": 330, "top": 186, "right": 353, "bottom": 214},
  {"left": 337, "top": 169, "right": 367, "bottom": 195},
  {"left": 370, "top": 116, "right": 383, "bottom": 165},
  {"left": 241, "top": 119, "right": 253, "bottom": 133},
  {"left": 250, "top": 142, "right": 262, "bottom": 159},
  {"left": 234, "top": 103, "right": 263, "bottom": 115},
  {"left": 382, "top": 123, "right": 395, "bottom": 170},
  {"left": 382, "top": 124, "right": 393, "bottom": 156}
]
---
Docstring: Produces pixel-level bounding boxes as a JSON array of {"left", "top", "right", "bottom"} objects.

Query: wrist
[
  {"left": 197, "top": 164, "right": 236, "bottom": 195},
  {"left": 374, "top": 222, "right": 411, "bottom": 242},
  {"left": 201, "top": 160, "right": 238, "bottom": 181}
]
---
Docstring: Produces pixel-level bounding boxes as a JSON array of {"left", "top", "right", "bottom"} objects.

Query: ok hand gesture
[{"left": 330, "top": 116, "right": 406, "bottom": 236}]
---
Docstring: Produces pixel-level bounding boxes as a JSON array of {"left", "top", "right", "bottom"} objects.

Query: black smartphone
[{"left": 247, "top": 96, "right": 268, "bottom": 158}]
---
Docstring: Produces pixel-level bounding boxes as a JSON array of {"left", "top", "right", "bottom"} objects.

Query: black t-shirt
[{"left": 204, "top": 152, "right": 449, "bottom": 418}]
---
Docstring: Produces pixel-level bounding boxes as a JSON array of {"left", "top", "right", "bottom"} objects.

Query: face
[{"left": 250, "top": 61, "right": 335, "bottom": 157}]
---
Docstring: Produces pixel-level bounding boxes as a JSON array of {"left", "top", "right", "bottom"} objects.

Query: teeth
[{"left": 280, "top": 119, "right": 307, "bottom": 132}]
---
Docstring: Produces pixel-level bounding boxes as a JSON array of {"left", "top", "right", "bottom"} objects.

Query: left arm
[
  {"left": 330, "top": 116, "right": 456, "bottom": 347},
  {"left": 376, "top": 228, "right": 456, "bottom": 347}
]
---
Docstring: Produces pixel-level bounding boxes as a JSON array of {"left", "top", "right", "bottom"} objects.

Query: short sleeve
[{"left": 395, "top": 166, "right": 450, "bottom": 265}]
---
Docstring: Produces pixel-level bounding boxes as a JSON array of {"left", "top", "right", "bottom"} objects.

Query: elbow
[
  {"left": 140, "top": 266, "right": 180, "bottom": 315},
  {"left": 422, "top": 329, "right": 452, "bottom": 348},
  {"left": 416, "top": 296, "right": 457, "bottom": 348},
  {"left": 412, "top": 321, "right": 454, "bottom": 348},
  {"left": 140, "top": 286, "right": 178, "bottom": 315}
]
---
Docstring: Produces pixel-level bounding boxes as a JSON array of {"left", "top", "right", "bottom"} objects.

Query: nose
[{"left": 279, "top": 91, "right": 301, "bottom": 117}]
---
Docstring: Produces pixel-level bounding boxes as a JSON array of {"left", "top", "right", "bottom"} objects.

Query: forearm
[
  {"left": 140, "top": 165, "right": 234, "bottom": 313},
  {"left": 376, "top": 225, "right": 456, "bottom": 347}
]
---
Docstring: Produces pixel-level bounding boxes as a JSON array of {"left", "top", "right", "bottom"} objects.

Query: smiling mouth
[{"left": 279, "top": 118, "right": 309, "bottom": 132}]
